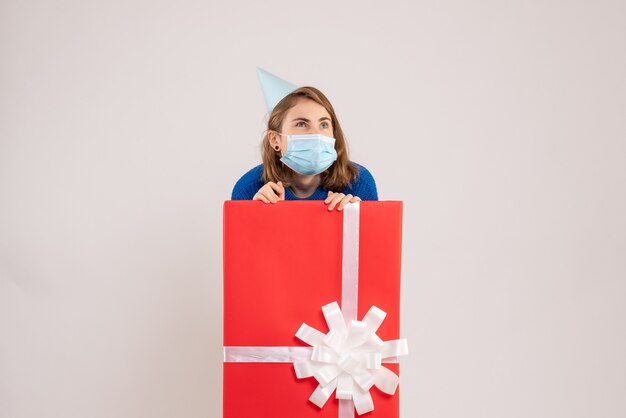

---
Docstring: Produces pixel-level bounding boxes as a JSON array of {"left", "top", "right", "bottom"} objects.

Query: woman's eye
[
  {"left": 320, "top": 122, "right": 330, "bottom": 129},
  {"left": 296, "top": 121, "right": 307, "bottom": 127}
]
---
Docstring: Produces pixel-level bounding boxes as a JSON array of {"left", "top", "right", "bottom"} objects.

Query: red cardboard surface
[{"left": 223, "top": 201, "right": 403, "bottom": 417}]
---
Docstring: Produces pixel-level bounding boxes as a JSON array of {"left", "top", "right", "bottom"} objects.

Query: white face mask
[{"left": 276, "top": 133, "right": 338, "bottom": 176}]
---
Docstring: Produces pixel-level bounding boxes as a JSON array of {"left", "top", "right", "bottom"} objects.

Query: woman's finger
[
  {"left": 324, "top": 191, "right": 334, "bottom": 204},
  {"left": 327, "top": 193, "right": 345, "bottom": 211},
  {"left": 349, "top": 196, "right": 361, "bottom": 203},
  {"left": 269, "top": 181, "right": 285, "bottom": 200},
  {"left": 253, "top": 192, "right": 270, "bottom": 204},
  {"left": 261, "top": 188, "right": 279, "bottom": 203},
  {"left": 258, "top": 186, "right": 276, "bottom": 203},
  {"left": 337, "top": 194, "right": 354, "bottom": 211}
]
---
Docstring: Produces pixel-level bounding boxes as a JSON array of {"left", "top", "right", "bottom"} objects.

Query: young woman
[{"left": 231, "top": 84, "right": 378, "bottom": 211}]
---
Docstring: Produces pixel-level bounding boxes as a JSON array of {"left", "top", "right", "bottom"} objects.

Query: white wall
[{"left": 1, "top": 1, "right": 625, "bottom": 417}]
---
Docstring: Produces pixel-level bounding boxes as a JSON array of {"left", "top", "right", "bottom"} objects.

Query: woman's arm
[
  {"left": 351, "top": 164, "right": 378, "bottom": 200},
  {"left": 231, "top": 165, "right": 265, "bottom": 200}
]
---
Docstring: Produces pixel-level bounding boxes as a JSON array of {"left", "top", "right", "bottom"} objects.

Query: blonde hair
[{"left": 260, "top": 86, "right": 358, "bottom": 189}]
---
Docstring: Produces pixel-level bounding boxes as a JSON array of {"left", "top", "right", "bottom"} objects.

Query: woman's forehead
[{"left": 287, "top": 98, "right": 331, "bottom": 120}]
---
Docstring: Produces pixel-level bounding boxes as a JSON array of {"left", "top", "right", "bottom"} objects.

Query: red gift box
[{"left": 223, "top": 201, "right": 404, "bottom": 417}]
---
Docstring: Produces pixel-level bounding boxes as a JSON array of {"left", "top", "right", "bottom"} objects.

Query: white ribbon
[
  {"left": 342, "top": 201, "right": 361, "bottom": 323},
  {"left": 223, "top": 202, "right": 409, "bottom": 417}
]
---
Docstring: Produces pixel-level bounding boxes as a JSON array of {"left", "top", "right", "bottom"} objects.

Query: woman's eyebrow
[{"left": 292, "top": 117, "right": 332, "bottom": 122}]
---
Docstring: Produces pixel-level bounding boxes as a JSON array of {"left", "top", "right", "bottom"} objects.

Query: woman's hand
[
  {"left": 253, "top": 181, "right": 285, "bottom": 204},
  {"left": 324, "top": 191, "right": 361, "bottom": 211}
]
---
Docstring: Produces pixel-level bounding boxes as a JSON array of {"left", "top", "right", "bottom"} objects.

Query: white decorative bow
[{"left": 293, "top": 301, "right": 409, "bottom": 415}]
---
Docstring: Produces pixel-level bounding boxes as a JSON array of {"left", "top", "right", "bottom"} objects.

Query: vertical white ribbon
[
  {"left": 341, "top": 201, "right": 360, "bottom": 323},
  {"left": 339, "top": 201, "right": 360, "bottom": 418}
]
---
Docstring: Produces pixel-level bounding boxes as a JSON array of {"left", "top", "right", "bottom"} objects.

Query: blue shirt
[{"left": 231, "top": 163, "right": 378, "bottom": 200}]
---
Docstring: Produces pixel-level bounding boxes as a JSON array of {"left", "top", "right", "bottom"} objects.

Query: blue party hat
[{"left": 256, "top": 67, "right": 298, "bottom": 112}]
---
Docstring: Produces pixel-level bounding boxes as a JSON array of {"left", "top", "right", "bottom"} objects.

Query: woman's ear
[{"left": 268, "top": 130, "right": 279, "bottom": 148}]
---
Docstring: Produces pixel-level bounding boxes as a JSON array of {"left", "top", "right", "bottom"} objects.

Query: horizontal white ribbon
[
  {"left": 224, "top": 346, "right": 312, "bottom": 362},
  {"left": 223, "top": 346, "right": 401, "bottom": 363}
]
